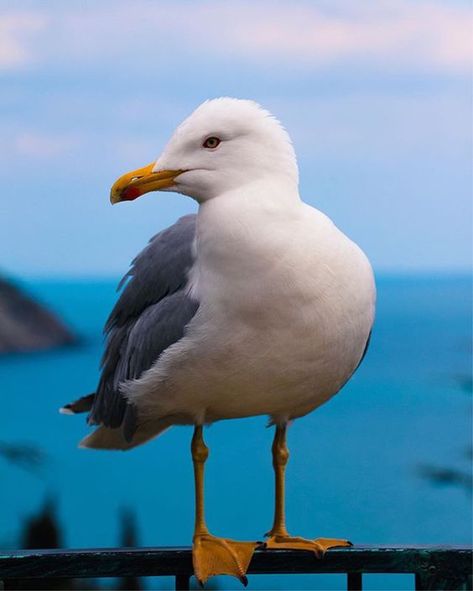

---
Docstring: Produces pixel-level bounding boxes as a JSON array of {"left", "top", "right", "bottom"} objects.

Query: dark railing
[{"left": 0, "top": 545, "right": 471, "bottom": 590}]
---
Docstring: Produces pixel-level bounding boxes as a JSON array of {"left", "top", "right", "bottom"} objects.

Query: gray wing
[{"left": 88, "top": 214, "right": 198, "bottom": 440}]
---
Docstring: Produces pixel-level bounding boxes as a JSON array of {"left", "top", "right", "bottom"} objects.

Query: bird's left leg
[
  {"left": 264, "top": 423, "right": 352, "bottom": 557},
  {"left": 191, "top": 426, "right": 258, "bottom": 585}
]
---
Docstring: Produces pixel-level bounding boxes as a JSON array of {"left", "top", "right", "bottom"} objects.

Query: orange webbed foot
[
  {"left": 193, "top": 533, "right": 259, "bottom": 586},
  {"left": 264, "top": 533, "right": 352, "bottom": 558}
]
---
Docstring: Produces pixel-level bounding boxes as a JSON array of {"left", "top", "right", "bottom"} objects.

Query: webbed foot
[
  {"left": 264, "top": 533, "right": 351, "bottom": 558},
  {"left": 193, "top": 533, "right": 259, "bottom": 585}
]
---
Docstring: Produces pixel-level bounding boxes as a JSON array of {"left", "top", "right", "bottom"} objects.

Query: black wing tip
[{"left": 59, "top": 393, "right": 95, "bottom": 415}]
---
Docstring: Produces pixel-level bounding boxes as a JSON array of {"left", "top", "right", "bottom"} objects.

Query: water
[{"left": 1, "top": 275, "right": 471, "bottom": 590}]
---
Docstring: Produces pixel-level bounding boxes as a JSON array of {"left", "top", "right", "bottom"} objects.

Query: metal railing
[{"left": 0, "top": 545, "right": 471, "bottom": 590}]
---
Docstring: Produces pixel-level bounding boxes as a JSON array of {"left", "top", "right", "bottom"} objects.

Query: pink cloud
[
  {"left": 1, "top": 1, "right": 471, "bottom": 75},
  {"left": 0, "top": 13, "right": 46, "bottom": 69}
]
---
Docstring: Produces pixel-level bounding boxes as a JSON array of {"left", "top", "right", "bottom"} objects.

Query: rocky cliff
[{"left": 0, "top": 277, "right": 76, "bottom": 354}]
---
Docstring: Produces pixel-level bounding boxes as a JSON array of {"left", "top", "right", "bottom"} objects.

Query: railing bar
[
  {"left": 175, "top": 573, "right": 191, "bottom": 591},
  {"left": 0, "top": 546, "right": 471, "bottom": 582},
  {"left": 415, "top": 572, "right": 424, "bottom": 590},
  {"left": 347, "top": 572, "right": 362, "bottom": 591},
  {"left": 415, "top": 572, "right": 434, "bottom": 591}
]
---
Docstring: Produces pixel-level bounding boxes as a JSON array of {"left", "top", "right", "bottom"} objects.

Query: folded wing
[{"left": 63, "top": 214, "right": 198, "bottom": 444}]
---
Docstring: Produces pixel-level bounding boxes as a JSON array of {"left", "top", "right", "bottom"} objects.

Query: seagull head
[{"left": 110, "top": 98, "right": 298, "bottom": 204}]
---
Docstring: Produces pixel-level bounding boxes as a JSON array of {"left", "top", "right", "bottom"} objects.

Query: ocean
[{"left": 1, "top": 275, "right": 471, "bottom": 590}]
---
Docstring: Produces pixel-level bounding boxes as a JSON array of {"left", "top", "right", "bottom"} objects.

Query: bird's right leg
[
  {"left": 191, "top": 425, "right": 258, "bottom": 586},
  {"left": 264, "top": 423, "right": 351, "bottom": 555}
]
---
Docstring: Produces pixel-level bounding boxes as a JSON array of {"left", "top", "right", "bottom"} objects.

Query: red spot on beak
[{"left": 122, "top": 185, "right": 142, "bottom": 201}]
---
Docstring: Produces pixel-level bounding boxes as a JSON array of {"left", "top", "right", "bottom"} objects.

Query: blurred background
[{"left": 0, "top": 1, "right": 471, "bottom": 589}]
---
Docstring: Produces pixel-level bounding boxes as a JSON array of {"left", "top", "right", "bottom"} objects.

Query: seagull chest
[{"left": 125, "top": 205, "right": 375, "bottom": 425}]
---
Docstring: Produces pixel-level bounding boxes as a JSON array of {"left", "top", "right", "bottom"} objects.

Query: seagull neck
[
  {"left": 193, "top": 181, "right": 303, "bottom": 279},
  {"left": 200, "top": 177, "right": 300, "bottom": 209}
]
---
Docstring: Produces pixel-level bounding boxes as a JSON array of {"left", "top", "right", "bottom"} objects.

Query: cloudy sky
[{"left": 1, "top": 0, "right": 471, "bottom": 276}]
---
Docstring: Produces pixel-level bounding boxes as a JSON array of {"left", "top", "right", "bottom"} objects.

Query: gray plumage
[{"left": 82, "top": 214, "right": 198, "bottom": 441}]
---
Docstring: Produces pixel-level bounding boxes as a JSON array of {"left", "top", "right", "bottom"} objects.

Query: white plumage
[{"left": 126, "top": 194, "right": 374, "bottom": 425}]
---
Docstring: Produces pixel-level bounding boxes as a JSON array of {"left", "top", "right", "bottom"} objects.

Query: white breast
[{"left": 125, "top": 190, "right": 376, "bottom": 425}]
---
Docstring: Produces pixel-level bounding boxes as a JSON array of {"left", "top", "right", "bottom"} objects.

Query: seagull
[{"left": 62, "top": 98, "right": 376, "bottom": 585}]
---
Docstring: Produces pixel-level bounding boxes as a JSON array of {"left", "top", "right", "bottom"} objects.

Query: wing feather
[{"left": 87, "top": 214, "right": 198, "bottom": 439}]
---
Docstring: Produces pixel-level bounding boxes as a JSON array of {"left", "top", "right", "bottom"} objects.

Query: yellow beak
[{"left": 110, "top": 163, "right": 185, "bottom": 204}]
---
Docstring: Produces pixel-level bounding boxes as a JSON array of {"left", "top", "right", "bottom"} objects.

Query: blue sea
[{"left": 1, "top": 275, "right": 472, "bottom": 590}]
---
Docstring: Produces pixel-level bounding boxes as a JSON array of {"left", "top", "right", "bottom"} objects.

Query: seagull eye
[{"left": 203, "top": 137, "right": 221, "bottom": 149}]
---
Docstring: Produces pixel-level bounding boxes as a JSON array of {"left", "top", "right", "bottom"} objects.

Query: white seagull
[{"left": 62, "top": 98, "right": 376, "bottom": 585}]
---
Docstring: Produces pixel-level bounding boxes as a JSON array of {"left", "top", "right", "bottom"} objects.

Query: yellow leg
[
  {"left": 265, "top": 424, "right": 352, "bottom": 557},
  {"left": 191, "top": 426, "right": 258, "bottom": 585}
]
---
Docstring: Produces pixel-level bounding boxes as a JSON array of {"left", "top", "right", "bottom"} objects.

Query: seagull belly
[{"left": 123, "top": 212, "right": 375, "bottom": 426}]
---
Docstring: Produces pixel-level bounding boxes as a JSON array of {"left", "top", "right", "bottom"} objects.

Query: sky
[{"left": 0, "top": 0, "right": 471, "bottom": 277}]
